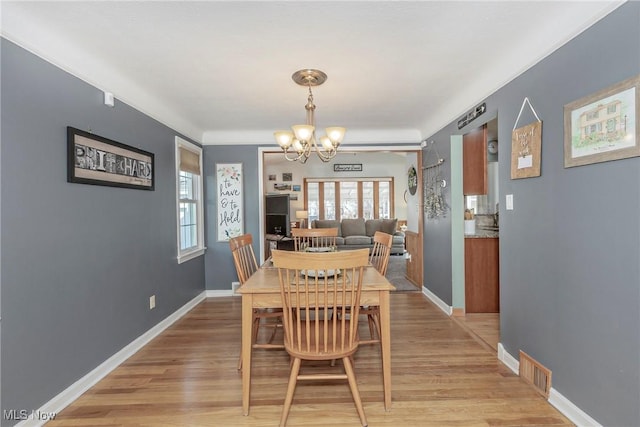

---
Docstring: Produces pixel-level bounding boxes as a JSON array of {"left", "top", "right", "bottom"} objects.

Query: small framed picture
[
  {"left": 268, "top": 174, "right": 276, "bottom": 181},
  {"left": 292, "top": 184, "right": 301, "bottom": 191},
  {"left": 282, "top": 172, "right": 293, "bottom": 181},
  {"left": 274, "top": 183, "right": 291, "bottom": 191}
]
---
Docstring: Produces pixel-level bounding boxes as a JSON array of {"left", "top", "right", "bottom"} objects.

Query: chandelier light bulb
[
  {"left": 274, "top": 130, "right": 294, "bottom": 148},
  {"left": 292, "top": 139, "right": 303, "bottom": 152},
  {"left": 320, "top": 135, "right": 334, "bottom": 150},
  {"left": 326, "top": 127, "right": 346, "bottom": 144},
  {"left": 292, "top": 124, "right": 314, "bottom": 142}
]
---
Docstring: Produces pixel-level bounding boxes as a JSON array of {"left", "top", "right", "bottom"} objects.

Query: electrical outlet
[
  {"left": 149, "top": 295, "right": 156, "bottom": 310},
  {"left": 232, "top": 281, "right": 240, "bottom": 295}
]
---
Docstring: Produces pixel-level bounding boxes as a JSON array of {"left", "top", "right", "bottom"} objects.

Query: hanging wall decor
[
  {"left": 511, "top": 97, "right": 542, "bottom": 179},
  {"left": 422, "top": 141, "right": 449, "bottom": 219},
  {"left": 67, "top": 127, "right": 154, "bottom": 190},
  {"left": 216, "top": 163, "right": 244, "bottom": 241},
  {"left": 564, "top": 74, "right": 639, "bottom": 168}
]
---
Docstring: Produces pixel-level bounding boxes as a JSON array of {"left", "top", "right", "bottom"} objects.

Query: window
[
  {"left": 305, "top": 177, "right": 394, "bottom": 221},
  {"left": 175, "top": 137, "right": 205, "bottom": 263}
]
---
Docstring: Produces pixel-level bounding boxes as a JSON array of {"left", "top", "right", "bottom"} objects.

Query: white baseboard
[
  {"left": 497, "top": 342, "right": 519, "bottom": 374},
  {"left": 421, "top": 285, "right": 453, "bottom": 316},
  {"left": 15, "top": 291, "right": 207, "bottom": 427},
  {"left": 497, "top": 344, "right": 602, "bottom": 427},
  {"left": 548, "top": 388, "right": 602, "bottom": 427},
  {"left": 205, "top": 289, "right": 234, "bottom": 297}
]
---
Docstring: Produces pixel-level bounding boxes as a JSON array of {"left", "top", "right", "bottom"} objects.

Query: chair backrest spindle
[
  {"left": 369, "top": 231, "right": 393, "bottom": 275},
  {"left": 291, "top": 227, "right": 338, "bottom": 252},
  {"left": 272, "top": 248, "right": 369, "bottom": 357},
  {"left": 229, "top": 234, "right": 259, "bottom": 285}
]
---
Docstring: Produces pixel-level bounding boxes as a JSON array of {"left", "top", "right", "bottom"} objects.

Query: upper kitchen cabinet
[{"left": 463, "top": 124, "right": 488, "bottom": 195}]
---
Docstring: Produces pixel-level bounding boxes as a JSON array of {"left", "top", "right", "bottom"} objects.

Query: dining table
[{"left": 238, "top": 258, "right": 395, "bottom": 415}]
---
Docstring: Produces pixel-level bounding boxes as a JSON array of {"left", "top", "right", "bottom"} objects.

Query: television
[
  {"left": 266, "top": 194, "right": 290, "bottom": 214},
  {"left": 266, "top": 194, "right": 290, "bottom": 235}
]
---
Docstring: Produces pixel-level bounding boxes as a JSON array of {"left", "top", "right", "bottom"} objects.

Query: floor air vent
[{"left": 519, "top": 350, "right": 552, "bottom": 398}]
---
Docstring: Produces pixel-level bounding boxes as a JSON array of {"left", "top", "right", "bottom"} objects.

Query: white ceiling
[{"left": 0, "top": 1, "right": 624, "bottom": 145}]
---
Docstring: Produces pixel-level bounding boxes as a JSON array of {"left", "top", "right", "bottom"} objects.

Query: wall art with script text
[{"left": 216, "top": 163, "right": 244, "bottom": 241}]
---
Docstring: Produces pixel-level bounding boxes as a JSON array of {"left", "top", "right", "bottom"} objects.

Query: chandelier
[{"left": 274, "top": 69, "right": 346, "bottom": 163}]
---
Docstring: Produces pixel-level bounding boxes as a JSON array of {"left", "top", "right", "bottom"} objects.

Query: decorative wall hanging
[
  {"left": 457, "top": 102, "right": 487, "bottom": 129},
  {"left": 564, "top": 74, "right": 639, "bottom": 168},
  {"left": 422, "top": 141, "right": 448, "bottom": 219},
  {"left": 67, "top": 127, "right": 154, "bottom": 190},
  {"left": 511, "top": 98, "right": 542, "bottom": 179},
  {"left": 216, "top": 163, "right": 244, "bottom": 241},
  {"left": 407, "top": 165, "right": 418, "bottom": 195},
  {"left": 333, "top": 163, "right": 362, "bottom": 172}
]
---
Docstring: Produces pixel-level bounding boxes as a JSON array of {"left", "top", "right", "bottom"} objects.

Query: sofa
[{"left": 311, "top": 218, "right": 405, "bottom": 254}]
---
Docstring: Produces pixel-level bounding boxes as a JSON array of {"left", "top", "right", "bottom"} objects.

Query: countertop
[{"left": 465, "top": 227, "right": 499, "bottom": 238}]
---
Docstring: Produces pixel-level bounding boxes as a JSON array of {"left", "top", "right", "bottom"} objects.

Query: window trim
[{"left": 175, "top": 137, "right": 206, "bottom": 263}]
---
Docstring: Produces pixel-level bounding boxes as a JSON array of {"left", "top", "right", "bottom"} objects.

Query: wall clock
[
  {"left": 488, "top": 140, "right": 498, "bottom": 154},
  {"left": 407, "top": 166, "right": 418, "bottom": 195}
]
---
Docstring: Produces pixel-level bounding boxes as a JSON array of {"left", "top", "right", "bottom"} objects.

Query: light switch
[{"left": 506, "top": 194, "right": 514, "bottom": 210}]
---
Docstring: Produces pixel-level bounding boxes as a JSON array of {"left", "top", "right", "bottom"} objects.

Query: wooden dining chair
[
  {"left": 229, "top": 234, "right": 283, "bottom": 370},
  {"left": 291, "top": 227, "right": 338, "bottom": 252},
  {"left": 361, "top": 231, "right": 393, "bottom": 345},
  {"left": 271, "top": 248, "right": 370, "bottom": 427}
]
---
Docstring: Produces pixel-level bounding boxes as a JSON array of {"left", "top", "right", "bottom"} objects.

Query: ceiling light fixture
[{"left": 274, "top": 69, "right": 345, "bottom": 163}]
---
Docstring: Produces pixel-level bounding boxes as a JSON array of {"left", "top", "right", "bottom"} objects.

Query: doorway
[
  {"left": 452, "top": 117, "right": 500, "bottom": 351},
  {"left": 259, "top": 147, "right": 423, "bottom": 288}
]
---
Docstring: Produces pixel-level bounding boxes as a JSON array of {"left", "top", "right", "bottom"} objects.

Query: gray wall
[
  {"left": 204, "top": 145, "right": 262, "bottom": 290},
  {"left": 422, "top": 3, "right": 639, "bottom": 425},
  {"left": 1, "top": 39, "right": 205, "bottom": 425}
]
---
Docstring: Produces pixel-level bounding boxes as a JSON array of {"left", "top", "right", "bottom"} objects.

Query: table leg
[
  {"left": 379, "top": 290, "right": 392, "bottom": 411},
  {"left": 242, "top": 294, "right": 253, "bottom": 415}
]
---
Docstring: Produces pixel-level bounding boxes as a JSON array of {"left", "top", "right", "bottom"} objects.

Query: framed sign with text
[
  {"left": 67, "top": 127, "right": 154, "bottom": 190},
  {"left": 333, "top": 163, "right": 362, "bottom": 172},
  {"left": 216, "top": 163, "right": 244, "bottom": 241}
]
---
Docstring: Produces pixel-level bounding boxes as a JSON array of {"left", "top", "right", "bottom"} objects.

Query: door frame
[{"left": 258, "top": 146, "right": 423, "bottom": 278}]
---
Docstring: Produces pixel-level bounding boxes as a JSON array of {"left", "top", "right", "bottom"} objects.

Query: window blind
[{"left": 179, "top": 147, "right": 200, "bottom": 175}]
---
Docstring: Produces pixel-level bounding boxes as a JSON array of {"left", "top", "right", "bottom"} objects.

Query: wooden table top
[{"left": 239, "top": 262, "right": 395, "bottom": 294}]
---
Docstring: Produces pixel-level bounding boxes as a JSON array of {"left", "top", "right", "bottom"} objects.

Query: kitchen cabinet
[
  {"left": 464, "top": 237, "right": 499, "bottom": 313},
  {"left": 463, "top": 124, "right": 488, "bottom": 195}
]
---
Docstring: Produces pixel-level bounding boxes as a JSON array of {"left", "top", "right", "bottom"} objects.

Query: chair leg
[
  {"left": 342, "top": 356, "right": 368, "bottom": 427},
  {"left": 367, "top": 313, "right": 376, "bottom": 339},
  {"left": 237, "top": 315, "right": 261, "bottom": 371},
  {"left": 236, "top": 346, "right": 243, "bottom": 371},
  {"left": 280, "top": 357, "right": 301, "bottom": 427},
  {"left": 368, "top": 312, "right": 381, "bottom": 341},
  {"left": 252, "top": 315, "right": 261, "bottom": 344},
  {"left": 267, "top": 316, "right": 281, "bottom": 343}
]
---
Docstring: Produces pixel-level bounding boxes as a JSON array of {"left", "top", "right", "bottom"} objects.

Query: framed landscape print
[
  {"left": 67, "top": 127, "right": 154, "bottom": 190},
  {"left": 564, "top": 74, "right": 639, "bottom": 168}
]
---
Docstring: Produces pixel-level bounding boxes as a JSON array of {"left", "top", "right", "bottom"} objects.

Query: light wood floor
[
  {"left": 454, "top": 313, "right": 500, "bottom": 352},
  {"left": 49, "top": 294, "right": 572, "bottom": 426}
]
